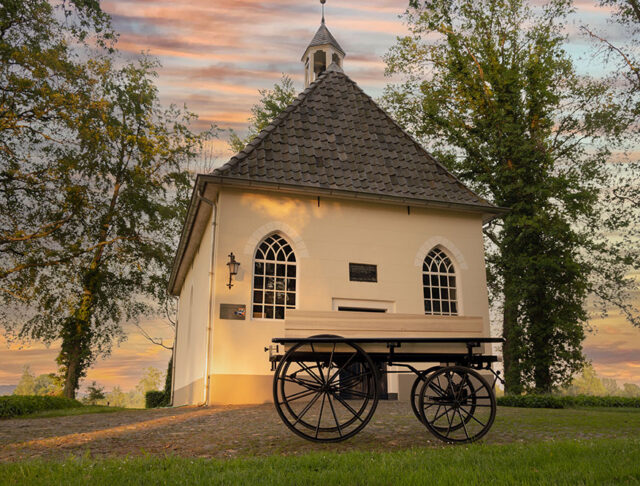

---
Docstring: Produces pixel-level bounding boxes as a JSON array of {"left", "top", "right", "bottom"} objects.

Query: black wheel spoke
[
  {"left": 327, "top": 352, "right": 357, "bottom": 385},
  {"left": 315, "top": 392, "right": 327, "bottom": 439},
  {"left": 457, "top": 409, "right": 470, "bottom": 440},
  {"left": 331, "top": 392, "right": 365, "bottom": 423},
  {"left": 326, "top": 342, "right": 336, "bottom": 383},
  {"left": 431, "top": 404, "right": 452, "bottom": 423},
  {"left": 327, "top": 394, "right": 343, "bottom": 438},
  {"left": 282, "top": 376, "right": 320, "bottom": 391},
  {"left": 297, "top": 362, "right": 324, "bottom": 385},
  {"left": 456, "top": 374, "right": 470, "bottom": 402},
  {"left": 309, "top": 343, "right": 326, "bottom": 385},
  {"left": 280, "top": 388, "right": 317, "bottom": 404},
  {"left": 459, "top": 405, "right": 487, "bottom": 427},
  {"left": 334, "top": 370, "right": 373, "bottom": 390},
  {"left": 444, "top": 406, "right": 454, "bottom": 437},
  {"left": 292, "top": 391, "right": 321, "bottom": 426}
]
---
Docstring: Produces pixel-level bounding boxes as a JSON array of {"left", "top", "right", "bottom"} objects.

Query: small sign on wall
[
  {"left": 220, "top": 304, "right": 246, "bottom": 320},
  {"left": 349, "top": 263, "right": 378, "bottom": 282}
]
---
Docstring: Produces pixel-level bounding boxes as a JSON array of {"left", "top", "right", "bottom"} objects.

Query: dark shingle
[
  {"left": 303, "top": 22, "right": 345, "bottom": 58},
  {"left": 213, "top": 70, "right": 495, "bottom": 209}
]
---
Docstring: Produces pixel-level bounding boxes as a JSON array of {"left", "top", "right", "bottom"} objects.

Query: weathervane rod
[{"left": 321, "top": 0, "right": 326, "bottom": 23}]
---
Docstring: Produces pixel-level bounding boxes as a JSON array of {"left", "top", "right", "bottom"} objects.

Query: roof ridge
[
  {"left": 331, "top": 71, "right": 494, "bottom": 208},
  {"left": 213, "top": 71, "right": 332, "bottom": 176}
]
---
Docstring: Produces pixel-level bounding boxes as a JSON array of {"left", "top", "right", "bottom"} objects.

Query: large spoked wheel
[
  {"left": 418, "top": 366, "right": 496, "bottom": 444},
  {"left": 273, "top": 341, "right": 379, "bottom": 442},
  {"left": 410, "top": 366, "right": 440, "bottom": 424}
]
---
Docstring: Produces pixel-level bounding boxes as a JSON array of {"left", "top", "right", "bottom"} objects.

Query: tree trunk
[
  {"left": 58, "top": 180, "right": 123, "bottom": 398},
  {"left": 62, "top": 337, "right": 82, "bottom": 399},
  {"left": 502, "top": 272, "right": 523, "bottom": 395},
  {"left": 531, "top": 289, "right": 553, "bottom": 393}
]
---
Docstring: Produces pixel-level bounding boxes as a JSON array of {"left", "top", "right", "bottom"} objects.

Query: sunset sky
[{"left": 1, "top": 0, "right": 639, "bottom": 392}]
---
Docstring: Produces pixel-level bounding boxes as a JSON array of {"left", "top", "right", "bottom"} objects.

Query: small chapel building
[{"left": 168, "top": 13, "right": 503, "bottom": 406}]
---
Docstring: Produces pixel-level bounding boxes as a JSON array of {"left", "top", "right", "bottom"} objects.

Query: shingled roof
[
  {"left": 213, "top": 69, "right": 496, "bottom": 211},
  {"left": 302, "top": 21, "right": 345, "bottom": 59}
]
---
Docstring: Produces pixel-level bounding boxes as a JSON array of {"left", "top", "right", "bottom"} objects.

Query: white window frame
[
  {"left": 422, "top": 247, "right": 458, "bottom": 316},
  {"left": 251, "top": 233, "right": 297, "bottom": 320}
]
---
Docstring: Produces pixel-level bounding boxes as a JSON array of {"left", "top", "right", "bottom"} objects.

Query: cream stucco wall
[
  {"left": 185, "top": 187, "right": 493, "bottom": 405},
  {"left": 173, "top": 209, "right": 214, "bottom": 407}
]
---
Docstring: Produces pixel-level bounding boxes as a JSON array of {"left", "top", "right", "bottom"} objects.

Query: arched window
[
  {"left": 422, "top": 248, "right": 458, "bottom": 316},
  {"left": 252, "top": 234, "right": 296, "bottom": 320}
]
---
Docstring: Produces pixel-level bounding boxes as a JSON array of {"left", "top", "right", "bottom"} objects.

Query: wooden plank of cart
[{"left": 267, "top": 310, "right": 504, "bottom": 444}]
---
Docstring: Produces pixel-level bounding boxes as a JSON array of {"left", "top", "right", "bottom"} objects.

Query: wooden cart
[{"left": 268, "top": 311, "right": 503, "bottom": 443}]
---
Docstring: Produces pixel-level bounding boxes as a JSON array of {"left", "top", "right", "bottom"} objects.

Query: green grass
[
  {"left": 1, "top": 437, "right": 639, "bottom": 485},
  {"left": 497, "top": 394, "right": 640, "bottom": 409},
  {"left": 17, "top": 405, "right": 127, "bottom": 419}
]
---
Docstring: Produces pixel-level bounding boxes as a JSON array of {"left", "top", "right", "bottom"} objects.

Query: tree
[
  {"left": 2, "top": 50, "right": 215, "bottom": 398},
  {"left": 135, "top": 367, "right": 164, "bottom": 398},
  {"left": 602, "top": 377, "right": 620, "bottom": 396},
  {"left": 86, "top": 381, "right": 105, "bottom": 405},
  {"left": 0, "top": 0, "right": 113, "bottom": 303},
  {"left": 229, "top": 74, "right": 297, "bottom": 153},
  {"left": 163, "top": 356, "right": 173, "bottom": 404},
  {"left": 383, "top": 0, "right": 635, "bottom": 393},
  {"left": 622, "top": 383, "right": 640, "bottom": 397},
  {"left": 104, "top": 385, "right": 127, "bottom": 408},
  {"left": 13, "top": 365, "right": 36, "bottom": 395},
  {"left": 33, "top": 373, "right": 63, "bottom": 396},
  {"left": 580, "top": 1, "right": 640, "bottom": 326},
  {"left": 565, "top": 364, "right": 607, "bottom": 396}
]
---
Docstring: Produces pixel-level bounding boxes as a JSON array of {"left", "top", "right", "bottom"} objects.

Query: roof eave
[
  {"left": 167, "top": 176, "right": 215, "bottom": 296},
  {"left": 204, "top": 174, "right": 507, "bottom": 217}
]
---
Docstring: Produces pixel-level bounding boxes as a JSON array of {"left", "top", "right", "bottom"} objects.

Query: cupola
[{"left": 302, "top": 0, "right": 345, "bottom": 88}]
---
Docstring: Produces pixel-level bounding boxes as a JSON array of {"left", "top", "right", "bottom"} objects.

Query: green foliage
[
  {"left": 164, "top": 356, "right": 173, "bottom": 401},
  {"left": 498, "top": 394, "right": 640, "bottom": 409},
  {"left": 229, "top": 74, "right": 297, "bottom": 153},
  {"left": 144, "top": 360, "right": 172, "bottom": 408},
  {"left": 13, "top": 366, "right": 36, "bottom": 396},
  {"left": 135, "top": 367, "right": 164, "bottom": 398},
  {"left": 382, "top": 0, "right": 637, "bottom": 393},
  {"left": 13, "top": 366, "right": 62, "bottom": 396},
  {"left": 1, "top": 0, "right": 217, "bottom": 398},
  {"left": 2, "top": 438, "right": 640, "bottom": 485},
  {"left": 0, "top": 395, "right": 82, "bottom": 418},
  {"left": 563, "top": 363, "right": 608, "bottom": 396},
  {"left": 0, "top": 0, "right": 114, "bottom": 302},
  {"left": 622, "top": 383, "right": 640, "bottom": 397},
  {"left": 145, "top": 391, "right": 167, "bottom": 409},
  {"left": 85, "top": 382, "right": 106, "bottom": 405}
]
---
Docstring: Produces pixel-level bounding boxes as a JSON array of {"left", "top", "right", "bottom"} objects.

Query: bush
[
  {"left": 145, "top": 391, "right": 168, "bottom": 409},
  {"left": 497, "top": 394, "right": 640, "bottom": 409},
  {"left": 0, "top": 395, "right": 82, "bottom": 419}
]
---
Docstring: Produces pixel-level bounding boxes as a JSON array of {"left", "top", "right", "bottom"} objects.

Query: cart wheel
[
  {"left": 410, "top": 366, "right": 440, "bottom": 424},
  {"left": 418, "top": 366, "right": 496, "bottom": 444},
  {"left": 412, "top": 366, "right": 477, "bottom": 433},
  {"left": 273, "top": 340, "right": 379, "bottom": 442}
]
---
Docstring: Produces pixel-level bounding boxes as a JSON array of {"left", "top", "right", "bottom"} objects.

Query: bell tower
[{"left": 302, "top": 0, "right": 345, "bottom": 88}]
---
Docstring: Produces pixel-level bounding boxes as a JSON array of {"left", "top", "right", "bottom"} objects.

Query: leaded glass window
[
  {"left": 422, "top": 248, "right": 458, "bottom": 316},
  {"left": 252, "top": 234, "right": 297, "bottom": 320}
]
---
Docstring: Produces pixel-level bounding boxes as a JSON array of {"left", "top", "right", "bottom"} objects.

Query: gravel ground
[{"left": 1, "top": 401, "right": 639, "bottom": 462}]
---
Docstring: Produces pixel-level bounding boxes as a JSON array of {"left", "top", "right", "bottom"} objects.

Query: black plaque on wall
[
  {"left": 220, "top": 304, "right": 246, "bottom": 320},
  {"left": 349, "top": 263, "right": 378, "bottom": 282}
]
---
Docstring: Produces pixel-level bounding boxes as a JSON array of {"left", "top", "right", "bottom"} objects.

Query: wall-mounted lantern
[{"left": 226, "top": 252, "right": 240, "bottom": 289}]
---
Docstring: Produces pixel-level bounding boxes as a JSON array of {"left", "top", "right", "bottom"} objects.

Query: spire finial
[{"left": 321, "top": 0, "right": 326, "bottom": 24}]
